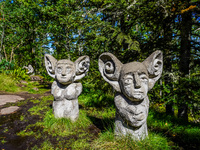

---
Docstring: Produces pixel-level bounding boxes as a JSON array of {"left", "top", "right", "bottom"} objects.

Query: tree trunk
[
  {"left": 165, "top": 55, "right": 174, "bottom": 115},
  {"left": 0, "top": 5, "right": 5, "bottom": 60},
  {"left": 163, "top": 16, "right": 174, "bottom": 115},
  {"left": 178, "top": 8, "right": 192, "bottom": 121}
]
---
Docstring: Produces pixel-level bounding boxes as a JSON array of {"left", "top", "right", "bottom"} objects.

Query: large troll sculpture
[
  {"left": 44, "top": 54, "right": 90, "bottom": 121},
  {"left": 98, "top": 51, "right": 163, "bottom": 140}
]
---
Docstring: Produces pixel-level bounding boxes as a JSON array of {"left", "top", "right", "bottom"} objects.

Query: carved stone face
[
  {"left": 44, "top": 54, "right": 90, "bottom": 85},
  {"left": 120, "top": 62, "right": 149, "bottom": 102},
  {"left": 98, "top": 51, "right": 163, "bottom": 94},
  {"left": 55, "top": 60, "right": 75, "bottom": 85}
]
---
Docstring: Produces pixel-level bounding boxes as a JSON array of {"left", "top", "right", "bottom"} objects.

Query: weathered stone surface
[
  {"left": 32, "top": 87, "right": 39, "bottom": 91},
  {"left": 30, "top": 75, "right": 42, "bottom": 81},
  {"left": 44, "top": 54, "right": 90, "bottom": 121},
  {"left": 20, "top": 80, "right": 28, "bottom": 84},
  {"left": 0, "top": 106, "right": 20, "bottom": 115},
  {"left": 98, "top": 50, "right": 163, "bottom": 140},
  {"left": 23, "top": 65, "right": 34, "bottom": 75},
  {"left": 0, "top": 95, "right": 24, "bottom": 106}
]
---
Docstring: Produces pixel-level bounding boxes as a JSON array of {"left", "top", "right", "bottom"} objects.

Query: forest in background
[{"left": 0, "top": 0, "right": 200, "bottom": 122}]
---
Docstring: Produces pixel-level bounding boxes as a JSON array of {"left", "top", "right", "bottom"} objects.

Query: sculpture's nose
[
  {"left": 134, "top": 73, "right": 141, "bottom": 88},
  {"left": 62, "top": 68, "right": 67, "bottom": 76}
]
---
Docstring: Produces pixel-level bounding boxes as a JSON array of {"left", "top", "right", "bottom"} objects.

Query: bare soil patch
[
  {"left": 0, "top": 91, "right": 100, "bottom": 149},
  {"left": 0, "top": 91, "right": 52, "bottom": 149}
]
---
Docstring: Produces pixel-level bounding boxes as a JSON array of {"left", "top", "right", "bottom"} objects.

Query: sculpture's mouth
[
  {"left": 133, "top": 113, "right": 145, "bottom": 121},
  {"left": 129, "top": 91, "right": 145, "bottom": 101},
  {"left": 133, "top": 91, "right": 143, "bottom": 94},
  {"left": 58, "top": 75, "right": 71, "bottom": 80}
]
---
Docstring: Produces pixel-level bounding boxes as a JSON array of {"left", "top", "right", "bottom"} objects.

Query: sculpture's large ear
[
  {"left": 98, "top": 52, "right": 123, "bottom": 92},
  {"left": 74, "top": 55, "right": 90, "bottom": 81},
  {"left": 44, "top": 54, "right": 57, "bottom": 78},
  {"left": 143, "top": 50, "right": 163, "bottom": 90}
]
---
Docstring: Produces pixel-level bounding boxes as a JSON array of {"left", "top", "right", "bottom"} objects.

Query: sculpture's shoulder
[
  {"left": 52, "top": 80, "right": 58, "bottom": 88},
  {"left": 51, "top": 81, "right": 58, "bottom": 94},
  {"left": 114, "top": 93, "right": 128, "bottom": 107},
  {"left": 51, "top": 81, "right": 83, "bottom": 100},
  {"left": 67, "top": 82, "right": 82, "bottom": 90},
  {"left": 64, "top": 82, "right": 82, "bottom": 100}
]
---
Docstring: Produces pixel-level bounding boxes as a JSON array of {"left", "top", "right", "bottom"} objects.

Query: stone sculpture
[
  {"left": 23, "top": 65, "right": 42, "bottom": 81},
  {"left": 44, "top": 54, "right": 90, "bottom": 121},
  {"left": 23, "top": 65, "right": 34, "bottom": 75},
  {"left": 98, "top": 50, "right": 163, "bottom": 140}
]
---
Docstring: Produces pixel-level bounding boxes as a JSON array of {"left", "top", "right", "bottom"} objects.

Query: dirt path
[
  {"left": 0, "top": 95, "right": 24, "bottom": 115},
  {"left": 0, "top": 91, "right": 52, "bottom": 150},
  {"left": 0, "top": 91, "right": 51, "bottom": 115},
  {"left": 0, "top": 91, "right": 101, "bottom": 150}
]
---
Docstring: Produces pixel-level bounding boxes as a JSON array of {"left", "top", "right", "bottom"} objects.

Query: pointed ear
[
  {"left": 44, "top": 54, "right": 57, "bottom": 78},
  {"left": 98, "top": 52, "right": 123, "bottom": 92},
  {"left": 74, "top": 55, "right": 90, "bottom": 81},
  {"left": 143, "top": 50, "right": 163, "bottom": 90}
]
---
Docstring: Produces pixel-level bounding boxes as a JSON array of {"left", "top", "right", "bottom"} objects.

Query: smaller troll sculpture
[
  {"left": 98, "top": 51, "right": 163, "bottom": 140},
  {"left": 44, "top": 54, "right": 90, "bottom": 121},
  {"left": 23, "top": 65, "right": 34, "bottom": 75}
]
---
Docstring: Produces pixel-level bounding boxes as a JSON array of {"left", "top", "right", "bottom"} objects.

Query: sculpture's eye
[
  {"left": 124, "top": 75, "right": 133, "bottom": 85},
  {"left": 66, "top": 67, "right": 72, "bottom": 73},
  {"left": 140, "top": 74, "right": 148, "bottom": 83},
  {"left": 57, "top": 67, "right": 62, "bottom": 73}
]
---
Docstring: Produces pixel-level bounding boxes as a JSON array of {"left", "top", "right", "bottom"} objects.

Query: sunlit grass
[
  {"left": 32, "top": 140, "right": 56, "bottom": 150},
  {"left": 42, "top": 109, "right": 92, "bottom": 136},
  {"left": 0, "top": 73, "right": 21, "bottom": 92},
  {"left": 0, "top": 73, "right": 50, "bottom": 94},
  {"left": 92, "top": 130, "right": 171, "bottom": 150},
  {"left": 28, "top": 95, "right": 53, "bottom": 116},
  {"left": 23, "top": 81, "right": 50, "bottom": 94},
  {"left": 71, "top": 138, "right": 91, "bottom": 149},
  {"left": 85, "top": 107, "right": 115, "bottom": 119}
]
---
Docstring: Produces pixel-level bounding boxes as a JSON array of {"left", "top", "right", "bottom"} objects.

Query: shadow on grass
[
  {"left": 148, "top": 109, "right": 200, "bottom": 150},
  {"left": 87, "top": 115, "right": 115, "bottom": 132},
  {"left": 0, "top": 97, "right": 78, "bottom": 150}
]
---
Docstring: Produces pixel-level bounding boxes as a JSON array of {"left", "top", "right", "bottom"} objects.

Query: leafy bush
[
  {"left": 0, "top": 59, "right": 14, "bottom": 72},
  {"left": 80, "top": 88, "right": 114, "bottom": 108},
  {"left": 0, "top": 59, "right": 30, "bottom": 81},
  {"left": 8, "top": 68, "right": 30, "bottom": 81}
]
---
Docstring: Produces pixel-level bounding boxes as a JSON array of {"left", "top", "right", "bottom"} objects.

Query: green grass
[
  {"left": 0, "top": 73, "right": 50, "bottom": 94},
  {"left": 28, "top": 95, "right": 53, "bottom": 116},
  {"left": 42, "top": 109, "right": 92, "bottom": 136},
  {"left": 15, "top": 93, "right": 175, "bottom": 150},
  {"left": 79, "top": 88, "right": 115, "bottom": 108},
  {"left": 15, "top": 90, "right": 200, "bottom": 149},
  {"left": 147, "top": 108, "right": 200, "bottom": 149},
  {"left": 92, "top": 131, "right": 171, "bottom": 150},
  {"left": 12, "top": 92, "right": 200, "bottom": 149},
  {"left": 0, "top": 73, "right": 21, "bottom": 92},
  {"left": 22, "top": 81, "right": 50, "bottom": 94}
]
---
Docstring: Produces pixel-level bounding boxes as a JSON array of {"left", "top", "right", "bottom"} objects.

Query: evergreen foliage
[{"left": 0, "top": 0, "right": 199, "bottom": 121}]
